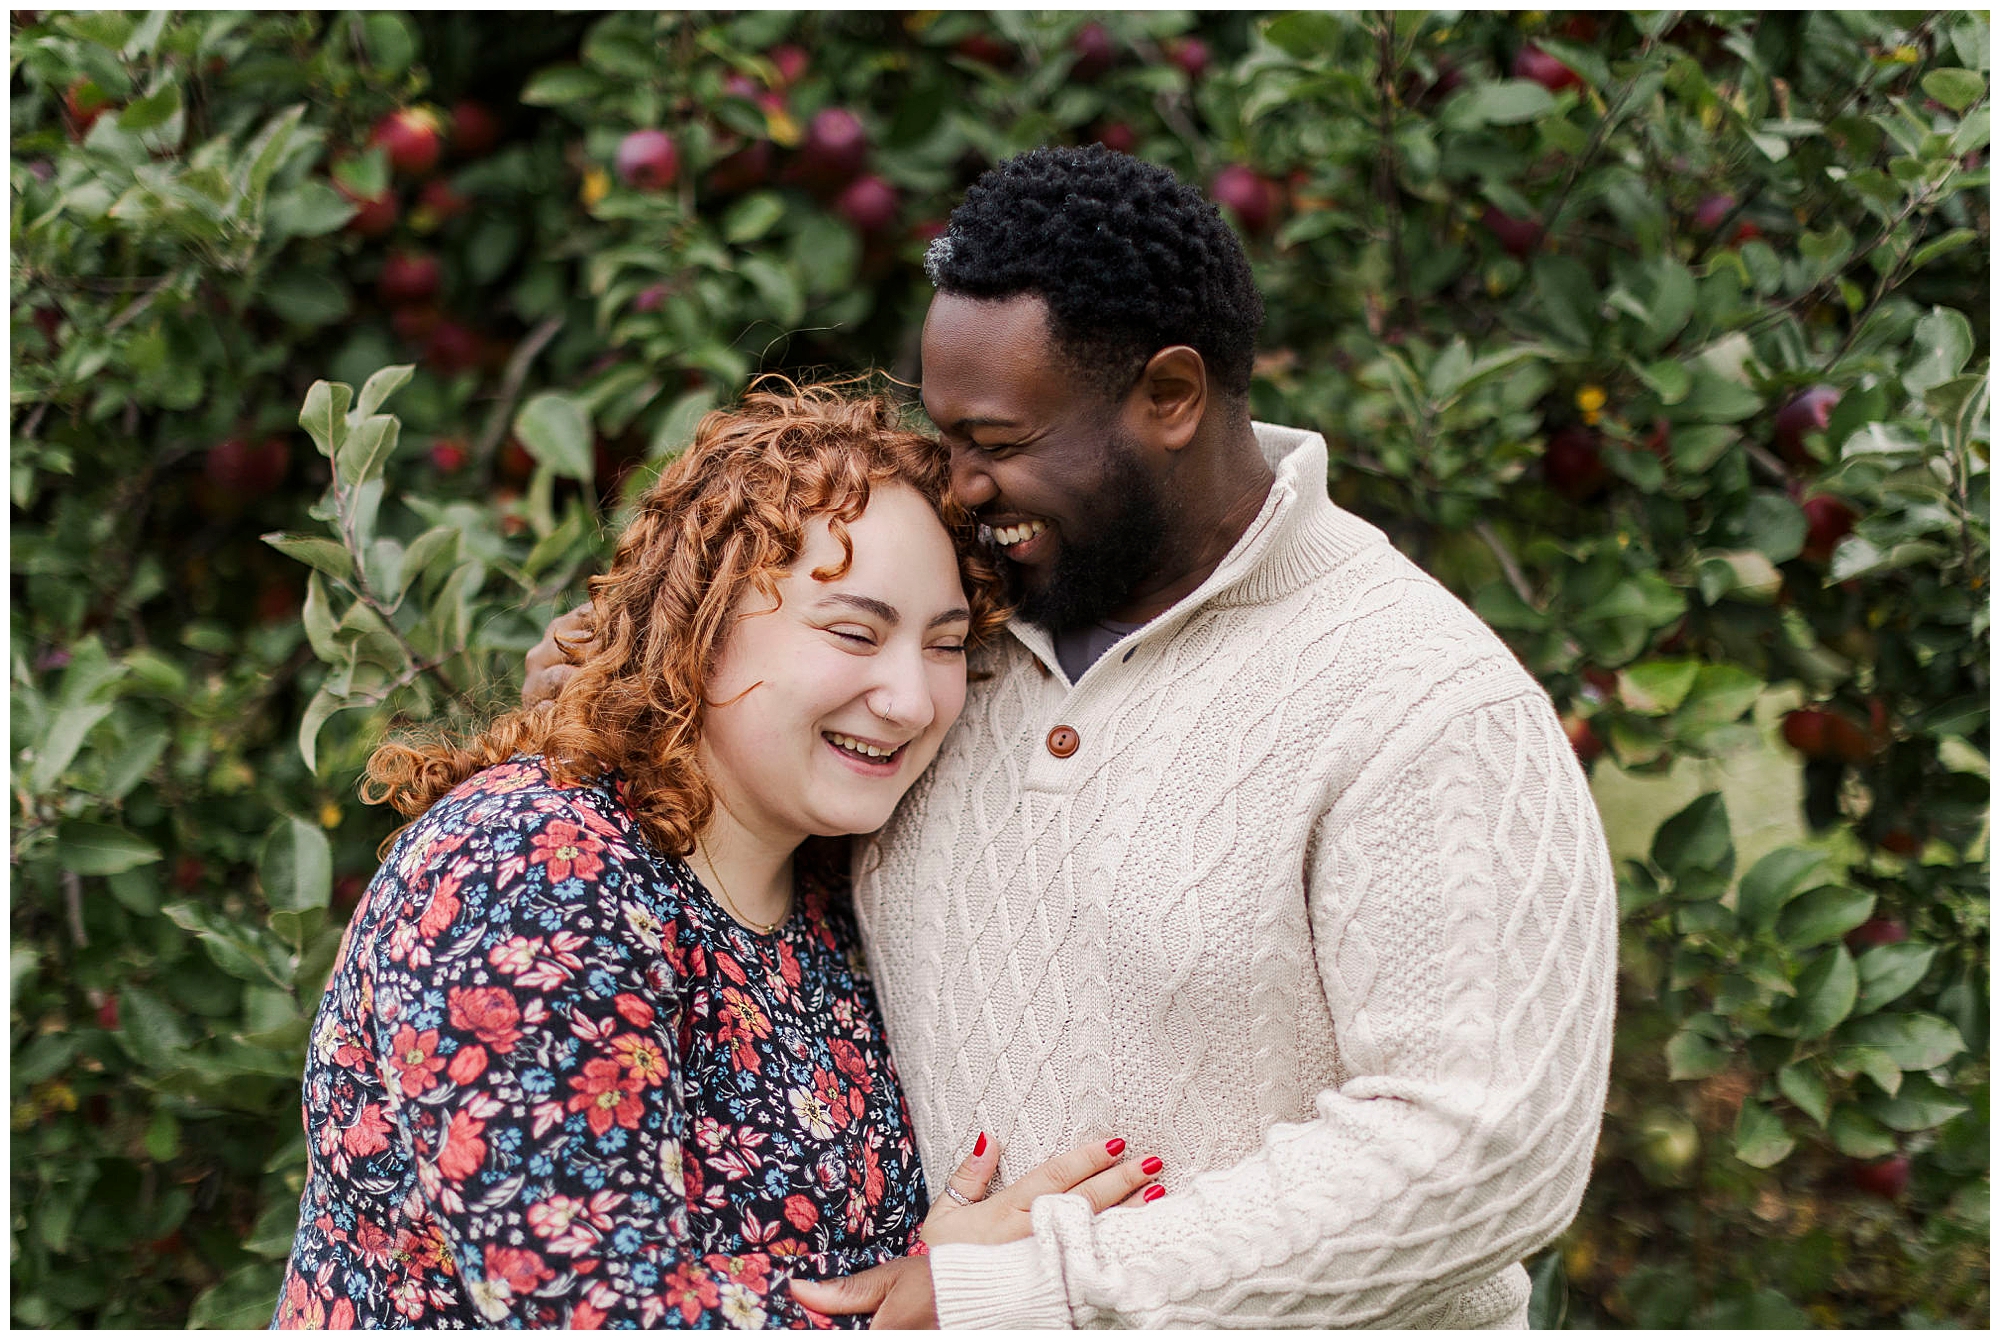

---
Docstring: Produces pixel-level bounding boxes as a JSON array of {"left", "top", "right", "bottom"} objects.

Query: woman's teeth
[
  {"left": 989, "top": 520, "right": 1047, "bottom": 548},
  {"left": 825, "top": 732, "right": 897, "bottom": 760}
]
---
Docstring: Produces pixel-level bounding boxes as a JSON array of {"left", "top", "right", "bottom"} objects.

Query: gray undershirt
[{"left": 1050, "top": 617, "right": 1145, "bottom": 684}]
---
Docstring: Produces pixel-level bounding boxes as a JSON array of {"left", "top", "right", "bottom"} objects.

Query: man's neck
[{"left": 1108, "top": 423, "right": 1275, "bottom": 625}]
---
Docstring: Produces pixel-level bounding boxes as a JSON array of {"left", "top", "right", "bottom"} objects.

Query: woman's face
[{"left": 699, "top": 480, "right": 974, "bottom": 844}]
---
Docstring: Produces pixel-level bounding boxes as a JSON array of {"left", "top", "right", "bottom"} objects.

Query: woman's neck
[{"left": 686, "top": 800, "right": 795, "bottom": 931}]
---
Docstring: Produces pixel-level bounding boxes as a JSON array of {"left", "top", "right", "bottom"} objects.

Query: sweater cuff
[{"left": 929, "top": 1236, "right": 1073, "bottom": 1329}]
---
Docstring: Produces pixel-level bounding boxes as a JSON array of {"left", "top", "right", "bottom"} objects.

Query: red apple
[
  {"left": 63, "top": 79, "right": 112, "bottom": 137},
  {"left": 498, "top": 440, "right": 535, "bottom": 484},
  {"left": 1482, "top": 205, "right": 1544, "bottom": 258},
  {"left": 1212, "top": 164, "right": 1279, "bottom": 236},
  {"left": 1799, "top": 495, "right": 1857, "bottom": 563},
  {"left": 1694, "top": 192, "right": 1737, "bottom": 232},
  {"left": 1558, "top": 13, "right": 1602, "bottom": 42},
  {"left": 429, "top": 438, "right": 469, "bottom": 473},
  {"left": 1092, "top": 121, "right": 1139, "bottom": 154},
  {"left": 1581, "top": 667, "right": 1620, "bottom": 702},
  {"left": 173, "top": 855, "right": 204, "bottom": 890},
  {"left": 370, "top": 108, "right": 444, "bottom": 178},
  {"left": 1849, "top": 1155, "right": 1910, "bottom": 1201},
  {"left": 1071, "top": 21, "right": 1117, "bottom": 80},
  {"left": 450, "top": 100, "right": 501, "bottom": 158},
  {"left": 337, "top": 179, "right": 398, "bottom": 237},
  {"left": 1543, "top": 425, "right": 1608, "bottom": 501},
  {"left": 205, "top": 436, "right": 289, "bottom": 498},
  {"left": 1512, "top": 44, "right": 1584, "bottom": 93},
  {"left": 391, "top": 304, "right": 440, "bottom": 343},
  {"left": 954, "top": 33, "right": 1016, "bottom": 69},
  {"left": 1774, "top": 386, "right": 1841, "bottom": 464},
  {"left": 707, "top": 140, "right": 772, "bottom": 195},
  {"left": 333, "top": 874, "right": 365, "bottom": 910},
  {"left": 1168, "top": 36, "right": 1210, "bottom": 80},
  {"left": 1563, "top": 713, "right": 1604, "bottom": 764},
  {"left": 632, "top": 282, "right": 671, "bottom": 314},
  {"left": 96, "top": 997, "right": 119, "bottom": 1030},
  {"left": 378, "top": 250, "right": 441, "bottom": 306},
  {"left": 1782, "top": 708, "right": 1832, "bottom": 758},
  {"left": 835, "top": 174, "right": 900, "bottom": 234},
  {"left": 415, "top": 178, "right": 470, "bottom": 225},
  {"left": 767, "top": 43, "right": 809, "bottom": 88},
  {"left": 1845, "top": 916, "right": 1909, "bottom": 952},
  {"left": 722, "top": 71, "right": 763, "bottom": 102},
  {"left": 423, "top": 320, "right": 482, "bottom": 375},
  {"left": 615, "top": 129, "right": 678, "bottom": 191},
  {"left": 797, "top": 107, "right": 868, "bottom": 191},
  {"left": 1826, "top": 712, "right": 1877, "bottom": 764},
  {"left": 257, "top": 578, "right": 301, "bottom": 623}
]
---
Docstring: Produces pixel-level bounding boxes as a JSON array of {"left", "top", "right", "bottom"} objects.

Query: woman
[{"left": 272, "top": 383, "right": 1160, "bottom": 1328}]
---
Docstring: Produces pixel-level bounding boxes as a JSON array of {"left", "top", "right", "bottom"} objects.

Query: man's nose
[{"left": 947, "top": 445, "right": 998, "bottom": 511}]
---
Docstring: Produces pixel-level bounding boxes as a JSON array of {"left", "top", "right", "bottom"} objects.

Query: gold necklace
[{"left": 695, "top": 836, "right": 789, "bottom": 935}]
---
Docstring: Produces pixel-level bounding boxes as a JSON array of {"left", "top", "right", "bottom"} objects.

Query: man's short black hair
[{"left": 923, "top": 144, "right": 1264, "bottom": 404}]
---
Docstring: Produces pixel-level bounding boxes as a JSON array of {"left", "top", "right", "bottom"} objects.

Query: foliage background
[{"left": 10, "top": 9, "right": 1989, "bottom": 1328}]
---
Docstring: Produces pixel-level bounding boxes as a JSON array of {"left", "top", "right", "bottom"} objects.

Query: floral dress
[{"left": 272, "top": 757, "right": 927, "bottom": 1329}]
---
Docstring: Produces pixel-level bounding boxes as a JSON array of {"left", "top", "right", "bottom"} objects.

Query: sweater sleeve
[
  {"left": 929, "top": 686, "right": 1619, "bottom": 1327},
  {"left": 368, "top": 794, "right": 812, "bottom": 1329}
]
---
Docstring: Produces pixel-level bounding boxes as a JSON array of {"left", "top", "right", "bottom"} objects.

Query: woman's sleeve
[{"left": 368, "top": 797, "right": 814, "bottom": 1328}]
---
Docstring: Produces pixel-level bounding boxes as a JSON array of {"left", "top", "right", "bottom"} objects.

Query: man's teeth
[
  {"left": 826, "top": 732, "right": 896, "bottom": 760},
  {"left": 991, "top": 520, "right": 1047, "bottom": 547}
]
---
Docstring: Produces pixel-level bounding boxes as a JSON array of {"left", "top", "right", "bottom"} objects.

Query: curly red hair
[{"left": 362, "top": 378, "right": 1009, "bottom": 856}]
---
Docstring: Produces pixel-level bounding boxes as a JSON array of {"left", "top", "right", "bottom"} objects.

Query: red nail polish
[
  {"left": 1105, "top": 1137, "right": 1126, "bottom": 1158},
  {"left": 973, "top": 1132, "right": 987, "bottom": 1157},
  {"left": 1143, "top": 1183, "right": 1166, "bottom": 1202},
  {"left": 1141, "top": 1155, "right": 1163, "bottom": 1175}
]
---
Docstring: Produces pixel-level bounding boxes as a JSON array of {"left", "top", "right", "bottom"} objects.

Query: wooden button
[{"left": 1046, "top": 725, "right": 1079, "bottom": 758}]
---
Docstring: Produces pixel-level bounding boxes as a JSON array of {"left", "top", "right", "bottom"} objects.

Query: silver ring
[{"left": 942, "top": 1185, "right": 974, "bottom": 1207}]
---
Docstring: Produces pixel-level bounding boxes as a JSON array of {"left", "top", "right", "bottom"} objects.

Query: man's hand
[
  {"left": 522, "top": 601, "right": 594, "bottom": 708},
  {"left": 790, "top": 1255, "right": 938, "bottom": 1330}
]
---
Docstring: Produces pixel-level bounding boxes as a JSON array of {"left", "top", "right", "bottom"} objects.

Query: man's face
[{"left": 919, "top": 292, "right": 1167, "bottom": 632}]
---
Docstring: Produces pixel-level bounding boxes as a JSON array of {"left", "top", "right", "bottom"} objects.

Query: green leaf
[
  {"left": 116, "top": 983, "right": 192, "bottom": 1069},
  {"left": 520, "top": 64, "right": 606, "bottom": 106},
  {"left": 362, "top": 11, "right": 415, "bottom": 74},
  {"left": 355, "top": 363, "right": 415, "bottom": 418},
  {"left": 1827, "top": 1044, "right": 1904, "bottom": 1096},
  {"left": 1621, "top": 659, "right": 1701, "bottom": 715},
  {"left": 262, "top": 531, "right": 353, "bottom": 582},
  {"left": 649, "top": 386, "right": 717, "bottom": 459},
  {"left": 1635, "top": 358, "right": 1692, "bottom": 403},
  {"left": 301, "top": 573, "right": 342, "bottom": 662},
  {"left": 1786, "top": 945, "right": 1858, "bottom": 1040},
  {"left": 1861, "top": 1073, "right": 1969, "bottom": 1132},
  {"left": 1828, "top": 1104, "right": 1898, "bottom": 1158},
  {"left": 267, "top": 180, "right": 356, "bottom": 238},
  {"left": 1776, "top": 885, "right": 1875, "bottom": 949},
  {"left": 187, "top": 1261, "right": 288, "bottom": 1330},
  {"left": 1736, "top": 848, "right": 1826, "bottom": 933},
  {"left": 117, "top": 78, "right": 181, "bottom": 132},
  {"left": 57, "top": 819, "right": 162, "bottom": 875},
  {"left": 1908, "top": 228, "right": 1982, "bottom": 273},
  {"left": 259, "top": 814, "right": 331, "bottom": 915},
  {"left": 1742, "top": 492, "right": 1808, "bottom": 563},
  {"left": 1777, "top": 1061, "right": 1831, "bottom": 1127},
  {"left": 1672, "top": 665, "right": 1764, "bottom": 731},
  {"left": 513, "top": 392, "right": 594, "bottom": 481},
  {"left": 298, "top": 380, "right": 353, "bottom": 460},
  {"left": 1904, "top": 306, "right": 1975, "bottom": 395},
  {"left": 334, "top": 414, "right": 401, "bottom": 489},
  {"left": 1652, "top": 791, "right": 1733, "bottom": 884},
  {"left": 1854, "top": 942, "right": 1937, "bottom": 1015},
  {"left": 722, "top": 191, "right": 786, "bottom": 244},
  {"left": 1263, "top": 10, "right": 1343, "bottom": 59},
  {"left": 1665, "top": 1026, "right": 1730, "bottom": 1080},
  {"left": 1925, "top": 371, "right": 1989, "bottom": 456},
  {"left": 1732, "top": 1098, "right": 1796, "bottom": 1168},
  {"left": 1836, "top": 1011, "right": 1966, "bottom": 1071},
  {"left": 262, "top": 268, "right": 350, "bottom": 327},
  {"left": 1921, "top": 67, "right": 1985, "bottom": 113},
  {"left": 1454, "top": 78, "right": 1558, "bottom": 127}
]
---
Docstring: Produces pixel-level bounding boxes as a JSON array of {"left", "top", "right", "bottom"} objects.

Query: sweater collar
[{"left": 1005, "top": 422, "right": 1386, "bottom": 668}]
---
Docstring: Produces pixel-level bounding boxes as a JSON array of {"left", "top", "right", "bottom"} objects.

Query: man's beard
[{"left": 1011, "top": 447, "right": 1166, "bottom": 633}]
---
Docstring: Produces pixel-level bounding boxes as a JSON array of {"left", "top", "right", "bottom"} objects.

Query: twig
[
  {"left": 1743, "top": 442, "right": 1793, "bottom": 486},
  {"left": 62, "top": 870, "right": 88, "bottom": 948},
  {"left": 104, "top": 272, "right": 178, "bottom": 334},
  {"left": 18, "top": 402, "right": 48, "bottom": 441},
  {"left": 1543, "top": 19, "right": 1673, "bottom": 232},
  {"left": 1375, "top": 13, "right": 1412, "bottom": 324},
  {"left": 1476, "top": 520, "right": 1541, "bottom": 609},
  {"left": 473, "top": 315, "right": 566, "bottom": 468}
]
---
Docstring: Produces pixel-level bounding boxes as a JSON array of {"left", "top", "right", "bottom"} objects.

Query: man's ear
[{"left": 1126, "top": 345, "right": 1207, "bottom": 452}]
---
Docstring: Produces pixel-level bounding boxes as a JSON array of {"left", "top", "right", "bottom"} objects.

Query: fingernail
[
  {"left": 1141, "top": 1155, "right": 1163, "bottom": 1175},
  {"left": 973, "top": 1132, "right": 987, "bottom": 1157},
  {"left": 1143, "top": 1184, "right": 1166, "bottom": 1202},
  {"left": 1105, "top": 1137, "right": 1126, "bottom": 1158}
]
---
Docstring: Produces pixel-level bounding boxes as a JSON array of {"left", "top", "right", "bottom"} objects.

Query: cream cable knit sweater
[{"left": 851, "top": 423, "right": 1617, "bottom": 1328}]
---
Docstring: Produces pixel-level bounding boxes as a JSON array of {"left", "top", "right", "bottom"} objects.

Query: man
[{"left": 525, "top": 145, "right": 1616, "bottom": 1327}]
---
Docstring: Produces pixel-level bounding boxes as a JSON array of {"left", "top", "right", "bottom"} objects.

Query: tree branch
[{"left": 473, "top": 315, "right": 566, "bottom": 469}]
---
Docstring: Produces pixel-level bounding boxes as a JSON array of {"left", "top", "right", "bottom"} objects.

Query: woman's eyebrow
[
  {"left": 814, "top": 593, "right": 900, "bottom": 624},
  {"left": 927, "top": 607, "right": 972, "bottom": 630}
]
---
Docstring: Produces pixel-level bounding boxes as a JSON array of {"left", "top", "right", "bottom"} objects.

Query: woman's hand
[
  {"left": 921, "top": 1132, "right": 1165, "bottom": 1247},
  {"left": 522, "top": 602, "right": 595, "bottom": 708}
]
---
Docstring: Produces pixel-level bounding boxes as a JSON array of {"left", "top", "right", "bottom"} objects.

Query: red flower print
[
  {"left": 488, "top": 935, "right": 542, "bottom": 976},
  {"left": 415, "top": 879, "right": 460, "bottom": 940},
  {"left": 777, "top": 941, "right": 804, "bottom": 989},
  {"left": 448, "top": 1044, "right": 488, "bottom": 1085},
  {"left": 613, "top": 992, "right": 654, "bottom": 1029},
  {"left": 829, "top": 1037, "right": 871, "bottom": 1091},
  {"left": 435, "top": 1107, "right": 488, "bottom": 1181},
  {"left": 388, "top": 1025, "right": 447, "bottom": 1097},
  {"left": 353, "top": 1216, "right": 395, "bottom": 1270},
  {"left": 571, "top": 1299, "right": 607, "bottom": 1330},
  {"left": 565, "top": 1058, "right": 645, "bottom": 1136},
  {"left": 279, "top": 1273, "right": 324, "bottom": 1329},
  {"left": 485, "top": 1243, "right": 555, "bottom": 1295},
  {"left": 783, "top": 1194, "right": 819, "bottom": 1232},
  {"left": 662, "top": 1260, "right": 722, "bottom": 1325},
  {"left": 448, "top": 986, "right": 523, "bottom": 1052},
  {"left": 341, "top": 1102, "right": 392, "bottom": 1159},
  {"left": 527, "top": 819, "right": 606, "bottom": 884},
  {"left": 610, "top": 1033, "right": 666, "bottom": 1087},
  {"left": 328, "top": 1298, "right": 356, "bottom": 1329},
  {"left": 711, "top": 1252, "right": 772, "bottom": 1291},
  {"left": 715, "top": 986, "right": 772, "bottom": 1070}
]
